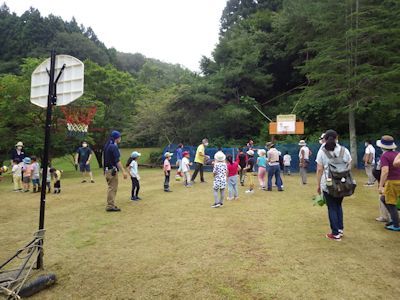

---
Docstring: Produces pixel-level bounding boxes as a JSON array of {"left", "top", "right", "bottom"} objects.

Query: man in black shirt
[{"left": 75, "top": 141, "right": 94, "bottom": 183}]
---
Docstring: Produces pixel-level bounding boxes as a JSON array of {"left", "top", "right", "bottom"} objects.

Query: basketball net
[{"left": 60, "top": 106, "right": 97, "bottom": 136}]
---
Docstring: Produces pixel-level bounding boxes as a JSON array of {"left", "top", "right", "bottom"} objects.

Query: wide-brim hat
[
  {"left": 164, "top": 152, "right": 173, "bottom": 158},
  {"left": 376, "top": 135, "right": 397, "bottom": 150},
  {"left": 265, "top": 142, "right": 275, "bottom": 149},
  {"left": 214, "top": 151, "right": 226, "bottom": 162},
  {"left": 131, "top": 151, "right": 141, "bottom": 158},
  {"left": 298, "top": 140, "right": 307, "bottom": 146},
  {"left": 257, "top": 149, "right": 266, "bottom": 156},
  {"left": 15, "top": 141, "right": 24, "bottom": 147},
  {"left": 246, "top": 150, "right": 254, "bottom": 156},
  {"left": 23, "top": 157, "right": 31, "bottom": 164}
]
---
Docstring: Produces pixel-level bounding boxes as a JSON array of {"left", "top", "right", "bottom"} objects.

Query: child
[
  {"left": 11, "top": 159, "right": 22, "bottom": 191},
  {"left": 127, "top": 151, "right": 141, "bottom": 201},
  {"left": 257, "top": 149, "right": 267, "bottom": 190},
  {"left": 175, "top": 143, "right": 184, "bottom": 180},
  {"left": 212, "top": 151, "right": 227, "bottom": 208},
  {"left": 283, "top": 151, "right": 292, "bottom": 175},
  {"left": 163, "top": 152, "right": 173, "bottom": 192},
  {"left": 227, "top": 154, "right": 240, "bottom": 200},
  {"left": 244, "top": 150, "right": 255, "bottom": 193},
  {"left": 31, "top": 156, "right": 41, "bottom": 193},
  {"left": 45, "top": 166, "right": 51, "bottom": 193},
  {"left": 50, "top": 167, "right": 62, "bottom": 193},
  {"left": 181, "top": 151, "right": 192, "bottom": 187},
  {"left": 22, "top": 157, "right": 32, "bottom": 192},
  {"left": 236, "top": 148, "right": 248, "bottom": 186}
]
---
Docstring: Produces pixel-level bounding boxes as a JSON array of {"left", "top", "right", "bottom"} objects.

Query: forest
[{"left": 0, "top": 0, "right": 399, "bottom": 164}]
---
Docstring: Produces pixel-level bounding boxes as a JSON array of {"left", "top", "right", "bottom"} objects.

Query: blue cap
[
  {"left": 130, "top": 151, "right": 141, "bottom": 158},
  {"left": 23, "top": 157, "right": 31, "bottom": 164},
  {"left": 111, "top": 130, "right": 121, "bottom": 139}
]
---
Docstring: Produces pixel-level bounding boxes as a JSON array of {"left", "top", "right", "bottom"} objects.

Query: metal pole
[{"left": 37, "top": 50, "right": 56, "bottom": 269}]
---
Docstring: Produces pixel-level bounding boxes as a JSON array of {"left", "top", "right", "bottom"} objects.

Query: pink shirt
[
  {"left": 380, "top": 151, "right": 400, "bottom": 180},
  {"left": 163, "top": 159, "right": 171, "bottom": 171},
  {"left": 227, "top": 162, "right": 239, "bottom": 177}
]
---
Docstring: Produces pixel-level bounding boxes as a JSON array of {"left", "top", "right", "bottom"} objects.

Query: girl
[
  {"left": 127, "top": 151, "right": 141, "bottom": 201},
  {"left": 22, "top": 157, "right": 32, "bottom": 192},
  {"left": 163, "top": 152, "right": 173, "bottom": 192},
  {"left": 244, "top": 150, "right": 255, "bottom": 193},
  {"left": 175, "top": 143, "right": 184, "bottom": 180},
  {"left": 226, "top": 154, "right": 240, "bottom": 200},
  {"left": 212, "top": 151, "right": 227, "bottom": 208},
  {"left": 50, "top": 167, "right": 62, "bottom": 193},
  {"left": 181, "top": 151, "right": 192, "bottom": 187},
  {"left": 257, "top": 149, "right": 267, "bottom": 190}
]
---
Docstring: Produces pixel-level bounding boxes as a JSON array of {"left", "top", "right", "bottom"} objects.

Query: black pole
[{"left": 37, "top": 50, "right": 56, "bottom": 269}]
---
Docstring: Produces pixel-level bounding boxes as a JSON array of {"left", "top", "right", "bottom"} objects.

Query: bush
[{"left": 149, "top": 150, "right": 163, "bottom": 165}]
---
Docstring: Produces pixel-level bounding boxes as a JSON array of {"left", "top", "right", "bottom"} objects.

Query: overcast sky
[{"left": 4, "top": 0, "right": 227, "bottom": 71}]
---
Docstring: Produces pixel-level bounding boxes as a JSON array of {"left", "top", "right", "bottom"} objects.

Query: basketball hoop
[{"left": 60, "top": 106, "right": 97, "bottom": 136}]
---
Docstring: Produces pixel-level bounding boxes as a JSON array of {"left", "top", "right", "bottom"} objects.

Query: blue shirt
[
  {"left": 257, "top": 156, "right": 267, "bottom": 168},
  {"left": 103, "top": 140, "right": 120, "bottom": 170},
  {"left": 176, "top": 148, "right": 183, "bottom": 160},
  {"left": 77, "top": 147, "right": 92, "bottom": 164}
]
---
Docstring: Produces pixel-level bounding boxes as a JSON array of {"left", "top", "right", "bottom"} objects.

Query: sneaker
[
  {"left": 338, "top": 230, "right": 344, "bottom": 237},
  {"left": 375, "top": 217, "right": 389, "bottom": 222},
  {"left": 363, "top": 183, "right": 374, "bottom": 187},
  {"left": 278, "top": 189, "right": 284, "bottom": 192},
  {"left": 325, "top": 233, "right": 341, "bottom": 241},
  {"left": 385, "top": 225, "right": 400, "bottom": 231},
  {"left": 136, "top": 196, "right": 142, "bottom": 200},
  {"left": 219, "top": 203, "right": 224, "bottom": 207},
  {"left": 131, "top": 196, "right": 139, "bottom": 201},
  {"left": 211, "top": 203, "right": 220, "bottom": 208},
  {"left": 227, "top": 197, "right": 233, "bottom": 201},
  {"left": 267, "top": 188, "right": 272, "bottom": 191},
  {"left": 106, "top": 207, "right": 121, "bottom": 212},
  {"left": 385, "top": 221, "right": 393, "bottom": 226},
  {"left": 81, "top": 180, "right": 87, "bottom": 183},
  {"left": 91, "top": 180, "right": 95, "bottom": 183},
  {"left": 245, "top": 190, "right": 254, "bottom": 194}
]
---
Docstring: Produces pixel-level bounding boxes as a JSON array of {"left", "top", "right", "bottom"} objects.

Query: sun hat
[
  {"left": 15, "top": 141, "right": 24, "bottom": 147},
  {"left": 257, "top": 149, "right": 266, "bottom": 156},
  {"left": 183, "top": 151, "right": 190, "bottom": 156},
  {"left": 376, "top": 135, "right": 397, "bottom": 150},
  {"left": 265, "top": 142, "right": 275, "bottom": 149},
  {"left": 111, "top": 130, "right": 121, "bottom": 139},
  {"left": 130, "top": 151, "right": 141, "bottom": 158},
  {"left": 214, "top": 151, "right": 226, "bottom": 162},
  {"left": 23, "top": 157, "right": 31, "bottom": 164},
  {"left": 298, "top": 140, "right": 307, "bottom": 146},
  {"left": 164, "top": 152, "right": 173, "bottom": 158},
  {"left": 246, "top": 149, "right": 254, "bottom": 156}
]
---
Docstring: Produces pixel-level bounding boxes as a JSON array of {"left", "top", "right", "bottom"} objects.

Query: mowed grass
[{"left": 1, "top": 167, "right": 400, "bottom": 299}]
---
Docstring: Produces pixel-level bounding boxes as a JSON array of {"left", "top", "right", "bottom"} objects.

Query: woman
[{"left": 316, "top": 130, "right": 352, "bottom": 241}]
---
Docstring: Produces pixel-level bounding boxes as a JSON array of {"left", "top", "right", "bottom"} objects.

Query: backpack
[{"left": 323, "top": 147, "right": 356, "bottom": 198}]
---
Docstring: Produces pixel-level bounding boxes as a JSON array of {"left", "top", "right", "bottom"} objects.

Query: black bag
[{"left": 323, "top": 147, "right": 356, "bottom": 198}]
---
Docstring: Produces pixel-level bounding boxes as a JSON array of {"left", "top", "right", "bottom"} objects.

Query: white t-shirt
[
  {"left": 283, "top": 154, "right": 292, "bottom": 166},
  {"left": 129, "top": 160, "right": 139, "bottom": 178},
  {"left": 299, "top": 146, "right": 311, "bottom": 160},
  {"left": 12, "top": 164, "right": 22, "bottom": 176},
  {"left": 182, "top": 157, "right": 190, "bottom": 172},
  {"left": 316, "top": 144, "right": 352, "bottom": 192},
  {"left": 365, "top": 144, "right": 376, "bottom": 164}
]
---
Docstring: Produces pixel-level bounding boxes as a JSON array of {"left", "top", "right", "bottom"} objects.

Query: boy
[
  {"left": 22, "top": 157, "right": 32, "bottom": 192},
  {"left": 283, "top": 151, "right": 292, "bottom": 175},
  {"left": 236, "top": 148, "right": 248, "bottom": 186},
  {"left": 163, "top": 152, "right": 173, "bottom": 192},
  {"left": 31, "top": 156, "right": 41, "bottom": 193},
  {"left": 12, "top": 159, "right": 22, "bottom": 191},
  {"left": 182, "top": 151, "right": 192, "bottom": 187},
  {"left": 244, "top": 150, "right": 255, "bottom": 193},
  {"left": 50, "top": 167, "right": 62, "bottom": 194}
]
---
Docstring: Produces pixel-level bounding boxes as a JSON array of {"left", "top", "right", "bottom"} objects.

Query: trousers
[
  {"left": 105, "top": 170, "right": 118, "bottom": 209},
  {"left": 228, "top": 175, "right": 238, "bottom": 198}
]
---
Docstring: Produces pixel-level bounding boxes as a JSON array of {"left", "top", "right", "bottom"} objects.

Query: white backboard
[
  {"left": 30, "top": 55, "right": 84, "bottom": 108},
  {"left": 277, "top": 114, "right": 296, "bottom": 134}
]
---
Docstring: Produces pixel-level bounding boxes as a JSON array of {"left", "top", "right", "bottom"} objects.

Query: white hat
[
  {"left": 164, "top": 152, "right": 173, "bottom": 158},
  {"left": 246, "top": 150, "right": 254, "bottom": 156},
  {"left": 298, "top": 140, "right": 307, "bottom": 146},
  {"left": 257, "top": 149, "right": 266, "bottom": 156},
  {"left": 376, "top": 135, "right": 397, "bottom": 150},
  {"left": 214, "top": 151, "right": 226, "bottom": 162},
  {"left": 15, "top": 141, "right": 24, "bottom": 147},
  {"left": 131, "top": 151, "right": 141, "bottom": 158}
]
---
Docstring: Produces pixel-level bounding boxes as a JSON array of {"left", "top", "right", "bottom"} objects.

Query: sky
[{"left": 4, "top": 0, "right": 227, "bottom": 71}]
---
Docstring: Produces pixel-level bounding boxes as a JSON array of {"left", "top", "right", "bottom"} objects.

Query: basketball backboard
[{"left": 30, "top": 55, "right": 84, "bottom": 108}]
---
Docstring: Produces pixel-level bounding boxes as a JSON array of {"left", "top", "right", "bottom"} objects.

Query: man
[
  {"left": 266, "top": 142, "right": 283, "bottom": 191},
  {"left": 103, "top": 130, "right": 127, "bottom": 212},
  {"left": 75, "top": 141, "right": 94, "bottom": 183},
  {"left": 191, "top": 138, "right": 209, "bottom": 183},
  {"left": 10, "top": 141, "right": 27, "bottom": 165},
  {"left": 298, "top": 140, "right": 311, "bottom": 185},
  {"left": 363, "top": 139, "right": 376, "bottom": 186}
]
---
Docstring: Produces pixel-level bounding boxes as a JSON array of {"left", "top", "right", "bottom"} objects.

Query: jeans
[
  {"left": 164, "top": 170, "right": 170, "bottom": 191},
  {"left": 324, "top": 192, "right": 344, "bottom": 235},
  {"left": 228, "top": 175, "right": 238, "bottom": 198},
  {"left": 131, "top": 177, "right": 140, "bottom": 197},
  {"left": 191, "top": 162, "right": 204, "bottom": 182},
  {"left": 213, "top": 188, "right": 225, "bottom": 204},
  {"left": 267, "top": 165, "right": 282, "bottom": 190}
]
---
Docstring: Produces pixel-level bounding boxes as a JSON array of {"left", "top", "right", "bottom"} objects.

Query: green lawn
[{"left": 0, "top": 168, "right": 399, "bottom": 299}]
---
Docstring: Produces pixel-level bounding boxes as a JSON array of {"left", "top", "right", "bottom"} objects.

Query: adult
[
  {"left": 191, "top": 138, "right": 209, "bottom": 183},
  {"left": 298, "top": 140, "right": 311, "bottom": 185},
  {"left": 10, "top": 141, "right": 27, "bottom": 165},
  {"left": 316, "top": 130, "right": 352, "bottom": 241},
  {"left": 363, "top": 139, "right": 376, "bottom": 186},
  {"left": 246, "top": 139, "right": 254, "bottom": 151},
  {"left": 376, "top": 135, "right": 400, "bottom": 231},
  {"left": 103, "top": 131, "right": 127, "bottom": 212},
  {"left": 266, "top": 142, "right": 283, "bottom": 191},
  {"left": 175, "top": 143, "right": 184, "bottom": 179},
  {"left": 75, "top": 141, "right": 94, "bottom": 183}
]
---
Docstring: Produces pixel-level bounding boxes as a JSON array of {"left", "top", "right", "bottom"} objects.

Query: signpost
[{"left": 30, "top": 51, "right": 84, "bottom": 268}]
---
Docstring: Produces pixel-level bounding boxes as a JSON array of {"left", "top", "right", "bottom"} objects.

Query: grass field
[{"left": 1, "top": 166, "right": 400, "bottom": 299}]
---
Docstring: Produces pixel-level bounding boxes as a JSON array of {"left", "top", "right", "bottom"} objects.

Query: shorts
[
  {"left": 32, "top": 178, "right": 40, "bottom": 185},
  {"left": 23, "top": 176, "right": 31, "bottom": 184},
  {"left": 384, "top": 180, "right": 400, "bottom": 205},
  {"left": 79, "top": 163, "right": 91, "bottom": 172}
]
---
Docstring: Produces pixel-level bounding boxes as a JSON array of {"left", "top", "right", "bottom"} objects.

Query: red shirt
[
  {"left": 227, "top": 162, "right": 239, "bottom": 177},
  {"left": 380, "top": 151, "right": 400, "bottom": 180}
]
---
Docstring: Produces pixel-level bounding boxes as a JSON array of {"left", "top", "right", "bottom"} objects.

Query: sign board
[
  {"left": 30, "top": 55, "right": 84, "bottom": 108},
  {"left": 276, "top": 114, "right": 296, "bottom": 134}
]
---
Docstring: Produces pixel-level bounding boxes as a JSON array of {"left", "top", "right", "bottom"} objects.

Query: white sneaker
[
  {"left": 211, "top": 203, "right": 221, "bottom": 208},
  {"left": 245, "top": 190, "right": 254, "bottom": 194},
  {"left": 227, "top": 197, "right": 233, "bottom": 201}
]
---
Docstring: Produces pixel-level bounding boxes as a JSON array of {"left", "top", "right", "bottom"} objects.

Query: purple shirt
[{"left": 380, "top": 151, "right": 400, "bottom": 180}]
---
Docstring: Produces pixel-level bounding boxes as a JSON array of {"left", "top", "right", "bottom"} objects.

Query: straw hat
[
  {"left": 265, "top": 142, "right": 275, "bottom": 149},
  {"left": 246, "top": 149, "right": 254, "bottom": 156},
  {"left": 298, "top": 140, "right": 307, "bottom": 146},
  {"left": 214, "top": 151, "right": 226, "bottom": 162},
  {"left": 164, "top": 152, "right": 173, "bottom": 158},
  {"left": 15, "top": 141, "right": 24, "bottom": 147},
  {"left": 376, "top": 135, "right": 397, "bottom": 150}
]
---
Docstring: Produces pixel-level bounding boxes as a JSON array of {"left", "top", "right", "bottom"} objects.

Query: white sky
[{"left": 4, "top": 0, "right": 227, "bottom": 71}]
